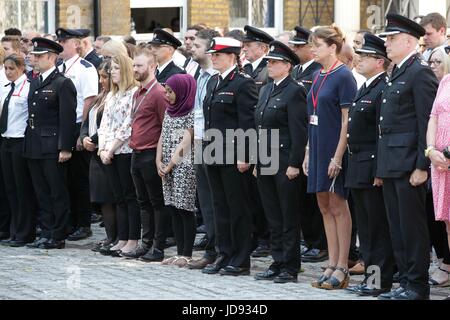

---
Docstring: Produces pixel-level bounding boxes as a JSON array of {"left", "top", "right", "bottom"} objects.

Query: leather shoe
[
  {"left": 349, "top": 261, "right": 365, "bottom": 275},
  {"left": 0, "top": 232, "right": 10, "bottom": 240},
  {"left": 41, "top": 239, "right": 65, "bottom": 249},
  {"left": 345, "top": 283, "right": 367, "bottom": 294},
  {"left": 26, "top": 237, "right": 49, "bottom": 248},
  {"left": 378, "top": 287, "right": 406, "bottom": 300},
  {"left": 187, "top": 257, "right": 215, "bottom": 270},
  {"left": 90, "top": 213, "right": 102, "bottom": 224},
  {"left": 302, "top": 249, "right": 328, "bottom": 263},
  {"left": 139, "top": 248, "right": 164, "bottom": 262},
  {"left": 202, "top": 255, "right": 227, "bottom": 274},
  {"left": 274, "top": 271, "right": 298, "bottom": 283},
  {"left": 254, "top": 268, "right": 280, "bottom": 281},
  {"left": 251, "top": 244, "right": 271, "bottom": 258},
  {"left": 219, "top": 265, "right": 250, "bottom": 276},
  {"left": 392, "top": 289, "right": 429, "bottom": 300},
  {"left": 8, "top": 240, "right": 29, "bottom": 247},
  {"left": 358, "top": 286, "right": 391, "bottom": 297},
  {"left": 193, "top": 235, "right": 209, "bottom": 251},
  {"left": 0, "top": 238, "right": 14, "bottom": 246},
  {"left": 120, "top": 245, "right": 149, "bottom": 259},
  {"left": 67, "top": 227, "right": 92, "bottom": 241},
  {"left": 196, "top": 224, "right": 207, "bottom": 234},
  {"left": 164, "top": 237, "right": 176, "bottom": 249}
]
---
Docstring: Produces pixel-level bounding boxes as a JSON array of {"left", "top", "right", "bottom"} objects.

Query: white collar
[
  {"left": 251, "top": 56, "right": 265, "bottom": 72},
  {"left": 301, "top": 59, "right": 315, "bottom": 71},
  {"left": 158, "top": 59, "right": 173, "bottom": 73},
  {"left": 83, "top": 48, "right": 94, "bottom": 59},
  {"left": 220, "top": 65, "right": 237, "bottom": 79},
  {"left": 64, "top": 54, "right": 80, "bottom": 65},
  {"left": 397, "top": 50, "right": 417, "bottom": 69},
  {"left": 41, "top": 66, "right": 56, "bottom": 82},
  {"left": 12, "top": 74, "right": 27, "bottom": 87},
  {"left": 275, "top": 76, "right": 288, "bottom": 86},
  {"left": 364, "top": 71, "right": 385, "bottom": 87}
]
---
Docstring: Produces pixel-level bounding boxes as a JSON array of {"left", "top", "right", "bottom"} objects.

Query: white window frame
[
  {"left": 12, "top": 0, "right": 55, "bottom": 33},
  {"left": 230, "top": 0, "right": 284, "bottom": 36},
  {"left": 130, "top": 0, "right": 187, "bottom": 41}
]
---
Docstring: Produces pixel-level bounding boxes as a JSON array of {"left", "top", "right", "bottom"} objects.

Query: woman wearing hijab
[{"left": 156, "top": 73, "right": 197, "bottom": 267}]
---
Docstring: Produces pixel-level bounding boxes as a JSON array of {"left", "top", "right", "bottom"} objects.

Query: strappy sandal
[
  {"left": 173, "top": 256, "right": 192, "bottom": 268},
  {"left": 429, "top": 267, "right": 450, "bottom": 287},
  {"left": 161, "top": 256, "right": 180, "bottom": 265},
  {"left": 321, "top": 267, "right": 350, "bottom": 290},
  {"left": 311, "top": 265, "right": 336, "bottom": 288}
]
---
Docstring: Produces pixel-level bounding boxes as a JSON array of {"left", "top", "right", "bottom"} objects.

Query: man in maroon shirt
[{"left": 122, "top": 47, "right": 171, "bottom": 261}]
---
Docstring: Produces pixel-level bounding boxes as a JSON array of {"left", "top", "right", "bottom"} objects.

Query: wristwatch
[{"left": 425, "top": 146, "right": 435, "bottom": 158}]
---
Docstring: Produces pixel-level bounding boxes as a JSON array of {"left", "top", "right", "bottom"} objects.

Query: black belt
[{"left": 133, "top": 148, "right": 156, "bottom": 154}]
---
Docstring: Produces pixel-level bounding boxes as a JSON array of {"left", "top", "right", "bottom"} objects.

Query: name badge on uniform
[{"left": 310, "top": 114, "right": 318, "bottom": 126}]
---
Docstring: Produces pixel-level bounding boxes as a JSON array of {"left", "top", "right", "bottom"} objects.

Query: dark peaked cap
[
  {"left": 30, "top": 37, "right": 64, "bottom": 55},
  {"left": 264, "top": 40, "right": 300, "bottom": 66},
  {"left": 289, "top": 26, "right": 311, "bottom": 45},
  {"left": 379, "top": 13, "right": 425, "bottom": 39},
  {"left": 243, "top": 25, "right": 274, "bottom": 44},
  {"left": 355, "top": 33, "right": 389, "bottom": 59},
  {"left": 148, "top": 28, "right": 182, "bottom": 48}
]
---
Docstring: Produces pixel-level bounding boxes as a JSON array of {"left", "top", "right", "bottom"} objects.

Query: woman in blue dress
[{"left": 302, "top": 25, "right": 357, "bottom": 290}]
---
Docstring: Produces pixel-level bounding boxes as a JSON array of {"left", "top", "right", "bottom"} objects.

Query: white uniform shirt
[
  {"left": 59, "top": 55, "right": 99, "bottom": 123},
  {"left": 0, "top": 74, "right": 29, "bottom": 138}
]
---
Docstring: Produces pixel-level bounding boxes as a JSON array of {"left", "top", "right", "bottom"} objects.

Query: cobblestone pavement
[{"left": 0, "top": 224, "right": 448, "bottom": 300}]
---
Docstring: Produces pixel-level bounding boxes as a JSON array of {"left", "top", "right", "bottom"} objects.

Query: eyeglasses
[
  {"left": 359, "top": 53, "right": 383, "bottom": 60},
  {"left": 429, "top": 59, "right": 442, "bottom": 66}
]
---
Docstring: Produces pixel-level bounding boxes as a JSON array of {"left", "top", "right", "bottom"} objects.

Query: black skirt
[{"left": 89, "top": 153, "right": 115, "bottom": 204}]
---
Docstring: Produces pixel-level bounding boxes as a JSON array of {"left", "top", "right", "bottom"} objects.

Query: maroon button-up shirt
[{"left": 130, "top": 79, "right": 168, "bottom": 150}]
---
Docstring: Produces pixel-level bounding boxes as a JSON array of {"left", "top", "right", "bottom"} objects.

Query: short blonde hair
[
  {"left": 101, "top": 39, "right": 128, "bottom": 58},
  {"left": 111, "top": 53, "right": 138, "bottom": 94}
]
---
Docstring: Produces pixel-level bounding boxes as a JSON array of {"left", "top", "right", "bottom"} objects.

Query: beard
[{"left": 135, "top": 70, "right": 150, "bottom": 82}]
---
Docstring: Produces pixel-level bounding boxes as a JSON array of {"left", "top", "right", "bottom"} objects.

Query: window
[
  {"left": 0, "top": 0, "right": 55, "bottom": 34},
  {"left": 230, "top": 0, "right": 276, "bottom": 28}
]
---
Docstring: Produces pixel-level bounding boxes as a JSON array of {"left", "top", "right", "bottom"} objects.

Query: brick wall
[
  {"left": 188, "top": 0, "right": 230, "bottom": 29},
  {"left": 57, "top": 0, "right": 130, "bottom": 35},
  {"left": 284, "top": 0, "right": 335, "bottom": 31}
]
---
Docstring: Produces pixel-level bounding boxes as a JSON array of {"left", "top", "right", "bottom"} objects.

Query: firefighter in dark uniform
[
  {"left": 242, "top": 25, "right": 273, "bottom": 257},
  {"left": 253, "top": 41, "right": 307, "bottom": 283},
  {"left": 376, "top": 14, "right": 438, "bottom": 300},
  {"left": 344, "top": 34, "right": 395, "bottom": 297},
  {"left": 149, "top": 28, "right": 186, "bottom": 83},
  {"left": 201, "top": 37, "right": 258, "bottom": 276},
  {"left": 77, "top": 29, "right": 103, "bottom": 69},
  {"left": 290, "top": 26, "right": 328, "bottom": 263},
  {"left": 290, "top": 26, "right": 322, "bottom": 92},
  {"left": 24, "top": 38, "right": 77, "bottom": 249}
]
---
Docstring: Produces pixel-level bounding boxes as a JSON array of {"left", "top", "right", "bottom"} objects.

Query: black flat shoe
[
  {"left": 67, "top": 227, "right": 92, "bottom": 241},
  {"left": 378, "top": 287, "right": 406, "bottom": 300},
  {"left": 110, "top": 249, "right": 122, "bottom": 257},
  {"left": 254, "top": 269, "right": 280, "bottom": 281},
  {"left": 139, "top": 248, "right": 164, "bottom": 262},
  {"left": 251, "top": 244, "right": 271, "bottom": 258},
  {"left": 358, "top": 287, "right": 391, "bottom": 297},
  {"left": 26, "top": 237, "right": 49, "bottom": 249},
  {"left": 219, "top": 266, "right": 250, "bottom": 276},
  {"left": 41, "top": 239, "right": 65, "bottom": 249},
  {"left": 202, "top": 255, "right": 227, "bottom": 274},
  {"left": 273, "top": 271, "right": 298, "bottom": 283},
  {"left": 8, "top": 240, "right": 28, "bottom": 247}
]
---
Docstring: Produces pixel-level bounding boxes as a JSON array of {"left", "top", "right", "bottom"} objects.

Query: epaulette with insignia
[
  {"left": 240, "top": 71, "right": 251, "bottom": 78},
  {"left": 80, "top": 59, "right": 93, "bottom": 68}
]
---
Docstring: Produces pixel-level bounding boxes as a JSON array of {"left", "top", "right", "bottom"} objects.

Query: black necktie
[
  {"left": 0, "top": 82, "right": 15, "bottom": 134},
  {"left": 391, "top": 65, "right": 398, "bottom": 77},
  {"left": 39, "top": 75, "right": 43, "bottom": 86},
  {"left": 216, "top": 75, "right": 223, "bottom": 88},
  {"left": 155, "top": 69, "right": 160, "bottom": 78},
  {"left": 62, "top": 62, "right": 67, "bottom": 74}
]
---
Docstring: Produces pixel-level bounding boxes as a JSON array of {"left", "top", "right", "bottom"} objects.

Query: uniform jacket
[
  {"left": 244, "top": 59, "right": 270, "bottom": 93},
  {"left": 156, "top": 61, "right": 186, "bottom": 83},
  {"left": 292, "top": 61, "right": 322, "bottom": 93},
  {"left": 85, "top": 49, "right": 103, "bottom": 69}
]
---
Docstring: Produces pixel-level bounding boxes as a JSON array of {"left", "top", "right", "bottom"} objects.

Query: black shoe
[
  {"left": 26, "top": 237, "right": 49, "bottom": 248},
  {"left": 91, "top": 213, "right": 102, "bottom": 224},
  {"left": 302, "top": 248, "right": 328, "bottom": 263},
  {"left": 392, "top": 271, "right": 400, "bottom": 283},
  {"left": 99, "top": 222, "right": 105, "bottom": 228},
  {"left": 254, "top": 269, "right": 280, "bottom": 281},
  {"left": 251, "top": 244, "right": 271, "bottom": 258},
  {"left": 0, "top": 238, "right": 14, "bottom": 246},
  {"left": 193, "top": 235, "right": 209, "bottom": 251},
  {"left": 300, "top": 243, "right": 311, "bottom": 255},
  {"left": 99, "top": 243, "right": 115, "bottom": 255},
  {"left": 67, "top": 227, "right": 92, "bottom": 241},
  {"left": 120, "top": 245, "right": 149, "bottom": 259},
  {"left": 392, "top": 289, "right": 429, "bottom": 300},
  {"left": 378, "top": 287, "right": 406, "bottom": 300},
  {"left": 202, "top": 255, "right": 227, "bottom": 274},
  {"left": 8, "top": 240, "right": 29, "bottom": 247},
  {"left": 91, "top": 239, "right": 113, "bottom": 252},
  {"left": 358, "top": 287, "right": 391, "bottom": 297},
  {"left": 274, "top": 271, "right": 298, "bottom": 283},
  {"left": 196, "top": 225, "right": 207, "bottom": 234},
  {"left": 164, "top": 237, "right": 176, "bottom": 249},
  {"left": 0, "top": 232, "right": 10, "bottom": 240},
  {"left": 41, "top": 239, "right": 65, "bottom": 249},
  {"left": 139, "top": 248, "right": 164, "bottom": 262},
  {"left": 219, "top": 266, "right": 250, "bottom": 276},
  {"left": 345, "top": 283, "right": 367, "bottom": 294}
]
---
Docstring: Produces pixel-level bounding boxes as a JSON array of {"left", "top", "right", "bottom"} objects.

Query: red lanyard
[
  {"left": 12, "top": 80, "right": 26, "bottom": 97},
  {"left": 311, "top": 60, "right": 339, "bottom": 114},
  {"left": 64, "top": 56, "right": 81, "bottom": 75}
]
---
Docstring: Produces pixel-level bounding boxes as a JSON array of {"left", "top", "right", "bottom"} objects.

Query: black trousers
[
  {"left": 257, "top": 163, "right": 301, "bottom": 275},
  {"left": 0, "top": 138, "right": 11, "bottom": 234},
  {"left": 206, "top": 165, "right": 252, "bottom": 268},
  {"left": 104, "top": 153, "right": 140, "bottom": 241},
  {"left": 383, "top": 176, "right": 430, "bottom": 296},
  {"left": 426, "top": 191, "right": 450, "bottom": 264},
  {"left": 348, "top": 195, "right": 361, "bottom": 261},
  {"left": 195, "top": 162, "right": 217, "bottom": 260},
  {"left": 298, "top": 171, "right": 327, "bottom": 250},
  {"left": 1, "top": 138, "right": 36, "bottom": 242},
  {"left": 27, "top": 158, "right": 70, "bottom": 240},
  {"left": 131, "top": 149, "right": 171, "bottom": 249},
  {"left": 351, "top": 187, "right": 395, "bottom": 288},
  {"left": 169, "top": 206, "right": 196, "bottom": 256},
  {"left": 68, "top": 126, "right": 92, "bottom": 229}
]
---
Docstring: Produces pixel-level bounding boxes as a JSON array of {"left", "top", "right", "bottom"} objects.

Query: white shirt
[
  {"left": 157, "top": 59, "right": 173, "bottom": 75},
  {"left": 301, "top": 59, "right": 315, "bottom": 72},
  {"left": 250, "top": 56, "right": 265, "bottom": 73},
  {"left": 40, "top": 66, "right": 56, "bottom": 82},
  {"left": 59, "top": 55, "right": 99, "bottom": 123},
  {"left": 173, "top": 50, "right": 187, "bottom": 69},
  {"left": 0, "top": 74, "right": 29, "bottom": 138},
  {"left": 185, "top": 57, "right": 200, "bottom": 77},
  {"left": 352, "top": 68, "right": 366, "bottom": 89},
  {"left": 275, "top": 76, "right": 288, "bottom": 86},
  {"left": 220, "top": 65, "right": 237, "bottom": 80},
  {"left": 364, "top": 71, "right": 385, "bottom": 87},
  {"left": 397, "top": 50, "right": 417, "bottom": 69}
]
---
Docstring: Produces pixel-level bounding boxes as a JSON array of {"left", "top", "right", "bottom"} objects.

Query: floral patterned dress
[
  {"left": 430, "top": 74, "right": 450, "bottom": 222},
  {"left": 161, "top": 110, "right": 196, "bottom": 212}
]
